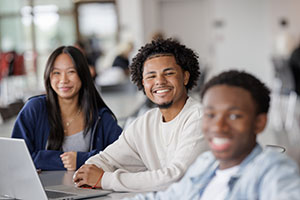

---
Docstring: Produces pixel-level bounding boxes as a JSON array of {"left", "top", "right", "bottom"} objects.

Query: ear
[
  {"left": 183, "top": 71, "right": 190, "bottom": 86},
  {"left": 254, "top": 113, "right": 267, "bottom": 135}
]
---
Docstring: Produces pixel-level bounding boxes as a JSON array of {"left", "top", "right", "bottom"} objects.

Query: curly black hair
[
  {"left": 200, "top": 70, "right": 271, "bottom": 114},
  {"left": 130, "top": 38, "right": 200, "bottom": 91}
]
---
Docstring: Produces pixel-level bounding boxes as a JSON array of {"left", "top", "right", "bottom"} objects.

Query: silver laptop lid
[
  {"left": 0, "top": 137, "right": 48, "bottom": 200},
  {"left": 0, "top": 137, "right": 111, "bottom": 200}
]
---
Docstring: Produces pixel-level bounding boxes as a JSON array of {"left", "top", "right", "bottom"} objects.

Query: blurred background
[{"left": 0, "top": 0, "right": 300, "bottom": 165}]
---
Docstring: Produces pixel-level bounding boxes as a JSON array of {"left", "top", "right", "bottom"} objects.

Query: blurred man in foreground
[{"left": 128, "top": 70, "right": 300, "bottom": 199}]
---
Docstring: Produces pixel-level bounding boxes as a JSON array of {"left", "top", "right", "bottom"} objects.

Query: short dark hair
[
  {"left": 200, "top": 70, "right": 271, "bottom": 114},
  {"left": 130, "top": 38, "right": 200, "bottom": 91}
]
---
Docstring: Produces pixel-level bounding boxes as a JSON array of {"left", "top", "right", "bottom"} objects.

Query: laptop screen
[
  {"left": 0, "top": 137, "right": 48, "bottom": 200},
  {"left": 0, "top": 137, "right": 111, "bottom": 200}
]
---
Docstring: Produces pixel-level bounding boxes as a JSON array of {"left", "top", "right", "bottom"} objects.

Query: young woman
[{"left": 12, "top": 46, "right": 122, "bottom": 171}]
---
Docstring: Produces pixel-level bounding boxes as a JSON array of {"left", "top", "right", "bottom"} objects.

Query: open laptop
[{"left": 0, "top": 137, "right": 111, "bottom": 200}]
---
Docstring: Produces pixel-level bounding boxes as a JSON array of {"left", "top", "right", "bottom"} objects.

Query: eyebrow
[
  {"left": 52, "top": 66, "right": 75, "bottom": 70},
  {"left": 144, "top": 67, "right": 175, "bottom": 76},
  {"left": 204, "top": 106, "right": 242, "bottom": 111}
]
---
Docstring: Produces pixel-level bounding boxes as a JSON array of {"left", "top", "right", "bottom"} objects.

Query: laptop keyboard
[{"left": 45, "top": 190, "right": 76, "bottom": 199}]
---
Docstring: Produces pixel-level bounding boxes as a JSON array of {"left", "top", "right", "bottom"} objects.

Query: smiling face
[
  {"left": 142, "top": 55, "right": 190, "bottom": 110},
  {"left": 202, "top": 85, "right": 267, "bottom": 169},
  {"left": 50, "top": 53, "right": 82, "bottom": 101}
]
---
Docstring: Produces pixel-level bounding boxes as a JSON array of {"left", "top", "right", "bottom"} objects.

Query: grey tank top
[{"left": 62, "top": 130, "right": 91, "bottom": 152}]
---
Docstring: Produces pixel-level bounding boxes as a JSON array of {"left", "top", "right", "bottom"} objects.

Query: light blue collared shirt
[{"left": 127, "top": 144, "right": 300, "bottom": 200}]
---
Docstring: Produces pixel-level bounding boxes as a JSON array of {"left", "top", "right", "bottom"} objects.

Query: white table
[{"left": 39, "top": 171, "right": 139, "bottom": 200}]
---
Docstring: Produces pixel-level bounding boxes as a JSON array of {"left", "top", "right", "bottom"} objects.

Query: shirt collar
[{"left": 231, "top": 143, "right": 263, "bottom": 177}]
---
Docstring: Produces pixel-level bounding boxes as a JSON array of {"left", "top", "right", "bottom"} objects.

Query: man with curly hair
[
  {"left": 128, "top": 70, "right": 300, "bottom": 200},
  {"left": 73, "top": 38, "right": 208, "bottom": 192}
]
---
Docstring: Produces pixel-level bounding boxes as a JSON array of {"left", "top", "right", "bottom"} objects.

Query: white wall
[
  {"left": 158, "top": 0, "right": 273, "bottom": 84},
  {"left": 117, "top": 0, "right": 300, "bottom": 86},
  {"left": 160, "top": 0, "right": 212, "bottom": 64},
  {"left": 142, "top": 0, "right": 161, "bottom": 42},
  {"left": 210, "top": 0, "right": 272, "bottom": 83},
  {"left": 116, "top": 0, "right": 144, "bottom": 48}
]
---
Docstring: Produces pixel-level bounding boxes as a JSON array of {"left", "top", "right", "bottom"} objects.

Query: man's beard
[{"left": 156, "top": 101, "right": 173, "bottom": 109}]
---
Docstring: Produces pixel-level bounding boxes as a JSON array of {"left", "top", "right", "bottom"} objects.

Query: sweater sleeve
[
  {"left": 86, "top": 110, "right": 208, "bottom": 192},
  {"left": 85, "top": 129, "right": 147, "bottom": 175},
  {"left": 105, "top": 119, "right": 207, "bottom": 192},
  {"left": 124, "top": 153, "right": 215, "bottom": 200},
  {"left": 11, "top": 98, "right": 66, "bottom": 170}
]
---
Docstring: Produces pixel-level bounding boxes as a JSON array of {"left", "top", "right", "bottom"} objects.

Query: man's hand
[
  {"left": 60, "top": 152, "right": 77, "bottom": 171},
  {"left": 73, "top": 164, "right": 104, "bottom": 188}
]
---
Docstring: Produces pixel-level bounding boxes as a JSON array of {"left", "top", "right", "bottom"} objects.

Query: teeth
[
  {"left": 156, "top": 89, "right": 169, "bottom": 94},
  {"left": 212, "top": 137, "right": 229, "bottom": 145}
]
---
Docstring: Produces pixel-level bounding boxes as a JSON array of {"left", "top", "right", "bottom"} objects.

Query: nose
[
  {"left": 211, "top": 115, "right": 229, "bottom": 133},
  {"left": 60, "top": 72, "right": 69, "bottom": 83},
  {"left": 155, "top": 74, "right": 167, "bottom": 85}
]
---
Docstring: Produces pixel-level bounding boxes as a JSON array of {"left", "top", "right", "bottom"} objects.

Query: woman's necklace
[{"left": 64, "top": 109, "right": 81, "bottom": 128}]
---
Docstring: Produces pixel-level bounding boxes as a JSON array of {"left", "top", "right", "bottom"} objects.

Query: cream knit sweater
[{"left": 86, "top": 97, "right": 208, "bottom": 192}]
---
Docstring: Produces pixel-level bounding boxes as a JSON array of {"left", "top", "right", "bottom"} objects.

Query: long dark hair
[{"left": 44, "top": 46, "right": 113, "bottom": 150}]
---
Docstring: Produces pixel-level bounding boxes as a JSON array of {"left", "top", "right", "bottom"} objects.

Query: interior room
[{"left": 1, "top": 0, "right": 300, "bottom": 187}]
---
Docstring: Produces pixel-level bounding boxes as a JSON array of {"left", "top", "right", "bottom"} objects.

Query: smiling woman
[
  {"left": 11, "top": 46, "right": 122, "bottom": 171},
  {"left": 50, "top": 53, "right": 82, "bottom": 102}
]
